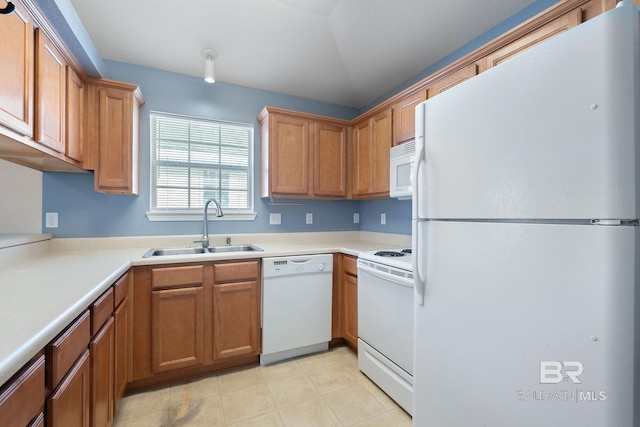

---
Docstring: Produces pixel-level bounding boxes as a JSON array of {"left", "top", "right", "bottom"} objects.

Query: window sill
[{"left": 146, "top": 210, "right": 257, "bottom": 222}]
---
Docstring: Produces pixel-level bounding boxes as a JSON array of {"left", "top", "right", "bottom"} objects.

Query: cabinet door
[
  {"left": 313, "top": 121, "right": 347, "bottom": 197},
  {"left": 95, "top": 87, "right": 138, "bottom": 194},
  {"left": 371, "top": 109, "right": 392, "bottom": 196},
  {"left": 0, "top": 355, "right": 44, "bottom": 427},
  {"left": 477, "top": 13, "right": 579, "bottom": 72},
  {"left": 270, "top": 114, "right": 310, "bottom": 196},
  {"left": 113, "top": 298, "right": 128, "bottom": 414},
  {"left": 211, "top": 281, "right": 260, "bottom": 360},
  {"left": 90, "top": 318, "right": 114, "bottom": 427},
  {"left": 351, "top": 118, "right": 372, "bottom": 197},
  {"left": 427, "top": 63, "right": 478, "bottom": 97},
  {"left": 66, "top": 66, "right": 84, "bottom": 162},
  {"left": 392, "top": 90, "right": 426, "bottom": 146},
  {"left": 342, "top": 272, "right": 358, "bottom": 351},
  {"left": 151, "top": 287, "right": 203, "bottom": 372},
  {"left": 47, "top": 350, "right": 90, "bottom": 427},
  {"left": 0, "top": 0, "right": 34, "bottom": 136},
  {"left": 34, "top": 28, "right": 66, "bottom": 153}
]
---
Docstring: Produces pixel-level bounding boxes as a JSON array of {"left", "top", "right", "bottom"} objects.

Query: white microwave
[{"left": 389, "top": 140, "right": 415, "bottom": 199}]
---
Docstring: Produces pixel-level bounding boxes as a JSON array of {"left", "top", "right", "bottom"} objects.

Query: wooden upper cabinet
[
  {"left": 314, "top": 121, "right": 347, "bottom": 197},
  {"left": 87, "top": 79, "right": 143, "bottom": 195},
  {"left": 65, "top": 67, "right": 83, "bottom": 162},
  {"left": 259, "top": 107, "right": 348, "bottom": 199},
  {"left": 267, "top": 113, "right": 311, "bottom": 196},
  {"left": 351, "top": 118, "right": 372, "bottom": 197},
  {"left": 427, "top": 63, "right": 478, "bottom": 98},
  {"left": 34, "top": 28, "right": 66, "bottom": 153},
  {"left": 392, "top": 89, "right": 426, "bottom": 146},
  {"left": 0, "top": 0, "right": 34, "bottom": 137},
  {"left": 352, "top": 108, "right": 392, "bottom": 199}
]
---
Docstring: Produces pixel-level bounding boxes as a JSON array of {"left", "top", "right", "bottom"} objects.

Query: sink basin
[
  {"left": 207, "top": 244, "right": 263, "bottom": 253},
  {"left": 143, "top": 244, "right": 263, "bottom": 258}
]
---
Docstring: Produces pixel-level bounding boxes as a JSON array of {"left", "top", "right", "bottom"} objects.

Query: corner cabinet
[
  {"left": 259, "top": 106, "right": 348, "bottom": 199},
  {"left": 351, "top": 108, "right": 392, "bottom": 199},
  {"left": 86, "top": 79, "right": 144, "bottom": 195}
]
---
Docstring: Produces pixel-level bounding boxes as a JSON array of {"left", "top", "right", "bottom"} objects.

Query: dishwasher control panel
[{"left": 262, "top": 254, "right": 333, "bottom": 278}]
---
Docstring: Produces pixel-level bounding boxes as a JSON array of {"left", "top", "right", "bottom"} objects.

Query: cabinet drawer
[
  {"left": 47, "top": 311, "right": 90, "bottom": 388},
  {"left": 152, "top": 265, "right": 204, "bottom": 289},
  {"left": 343, "top": 255, "right": 357, "bottom": 276},
  {"left": 0, "top": 355, "right": 45, "bottom": 427},
  {"left": 213, "top": 260, "right": 259, "bottom": 283},
  {"left": 114, "top": 271, "right": 130, "bottom": 308},
  {"left": 91, "top": 287, "right": 114, "bottom": 336}
]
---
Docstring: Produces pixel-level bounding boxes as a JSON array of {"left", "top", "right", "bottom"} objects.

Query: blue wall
[
  {"left": 42, "top": 62, "right": 370, "bottom": 237},
  {"left": 42, "top": 0, "right": 556, "bottom": 238}
]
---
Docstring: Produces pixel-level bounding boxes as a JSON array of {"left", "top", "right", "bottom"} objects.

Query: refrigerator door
[
  {"left": 413, "top": 221, "right": 638, "bottom": 426},
  {"left": 414, "top": 5, "right": 639, "bottom": 221}
]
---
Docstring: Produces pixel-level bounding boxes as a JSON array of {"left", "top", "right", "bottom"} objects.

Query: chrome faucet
[{"left": 194, "top": 198, "right": 224, "bottom": 249}]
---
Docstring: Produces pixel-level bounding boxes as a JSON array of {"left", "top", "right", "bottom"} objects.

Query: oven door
[{"left": 357, "top": 259, "right": 414, "bottom": 374}]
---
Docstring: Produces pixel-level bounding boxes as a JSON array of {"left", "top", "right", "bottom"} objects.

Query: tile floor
[{"left": 114, "top": 346, "right": 412, "bottom": 427}]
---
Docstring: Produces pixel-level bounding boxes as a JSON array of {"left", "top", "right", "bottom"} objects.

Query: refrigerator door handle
[
  {"left": 412, "top": 219, "right": 426, "bottom": 305},
  {"left": 412, "top": 136, "right": 425, "bottom": 221}
]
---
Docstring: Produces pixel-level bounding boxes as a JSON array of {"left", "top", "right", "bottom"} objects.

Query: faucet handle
[{"left": 193, "top": 237, "right": 209, "bottom": 248}]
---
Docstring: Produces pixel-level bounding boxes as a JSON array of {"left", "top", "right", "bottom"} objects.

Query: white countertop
[{"left": 0, "top": 231, "right": 409, "bottom": 385}]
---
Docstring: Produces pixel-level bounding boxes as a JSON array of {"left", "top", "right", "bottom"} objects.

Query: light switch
[
  {"left": 306, "top": 213, "right": 313, "bottom": 224},
  {"left": 353, "top": 213, "right": 360, "bottom": 224},
  {"left": 381, "top": 213, "right": 386, "bottom": 225}
]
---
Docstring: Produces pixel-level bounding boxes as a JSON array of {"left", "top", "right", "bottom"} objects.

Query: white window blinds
[{"left": 150, "top": 112, "right": 254, "bottom": 214}]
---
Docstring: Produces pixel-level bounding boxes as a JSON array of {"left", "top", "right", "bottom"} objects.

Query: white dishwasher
[{"left": 261, "top": 254, "right": 333, "bottom": 365}]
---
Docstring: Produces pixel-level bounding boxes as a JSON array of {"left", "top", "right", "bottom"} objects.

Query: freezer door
[
  {"left": 416, "top": 5, "right": 639, "bottom": 220},
  {"left": 413, "top": 221, "right": 639, "bottom": 426}
]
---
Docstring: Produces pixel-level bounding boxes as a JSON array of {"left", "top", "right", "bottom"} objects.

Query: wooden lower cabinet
[
  {"left": 113, "top": 294, "right": 128, "bottom": 414},
  {"left": 341, "top": 255, "right": 358, "bottom": 351},
  {"left": 90, "top": 318, "right": 114, "bottom": 427},
  {"left": 47, "top": 350, "right": 91, "bottom": 427},
  {"left": 151, "top": 287, "right": 204, "bottom": 373},
  {"left": 130, "top": 260, "right": 261, "bottom": 387},
  {"left": 210, "top": 260, "right": 260, "bottom": 361},
  {"left": 0, "top": 355, "right": 45, "bottom": 427}
]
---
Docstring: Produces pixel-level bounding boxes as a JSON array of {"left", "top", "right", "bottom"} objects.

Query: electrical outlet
[
  {"left": 269, "top": 213, "right": 281, "bottom": 225},
  {"left": 45, "top": 212, "right": 59, "bottom": 228},
  {"left": 306, "top": 213, "right": 313, "bottom": 224},
  {"left": 380, "top": 213, "right": 386, "bottom": 225},
  {"left": 353, "top": 213, "right": 360, "bottom": 224}
]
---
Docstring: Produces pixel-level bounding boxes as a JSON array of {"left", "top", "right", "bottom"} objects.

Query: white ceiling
[{"left": 68, "top": 0, "right": 539, "bottom": 108}]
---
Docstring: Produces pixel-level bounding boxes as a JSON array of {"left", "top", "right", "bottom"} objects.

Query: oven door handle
[{"left": 357, "top": 263, "right": 413, "bottom": 288}]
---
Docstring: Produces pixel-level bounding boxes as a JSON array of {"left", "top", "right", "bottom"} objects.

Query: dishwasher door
[{"left": 261, "top": 254, "right": 333, "bottom": 365}]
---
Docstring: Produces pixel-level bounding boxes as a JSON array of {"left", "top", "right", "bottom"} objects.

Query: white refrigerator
[{"left": 412, "top": 3, "right": 640, "bottom": 426}]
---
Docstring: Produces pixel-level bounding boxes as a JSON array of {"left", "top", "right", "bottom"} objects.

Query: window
[{"left": 147, "top": 112, "right": 256, "bottom": 221}]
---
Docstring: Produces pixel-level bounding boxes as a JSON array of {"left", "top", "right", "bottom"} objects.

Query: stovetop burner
[
  {"left": 401, "top": 248, "right": 412, "bottom": 254},
  {"left": 374, "top": 251, "right": 405, "bottom": 257}
]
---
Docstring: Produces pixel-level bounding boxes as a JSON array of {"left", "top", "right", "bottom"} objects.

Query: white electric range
[{"left": 357, "top": 249, "right": 414, "bottom": 415}]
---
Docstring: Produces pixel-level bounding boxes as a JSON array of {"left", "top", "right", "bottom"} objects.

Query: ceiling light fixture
[{"left": 201, "top": 48, "right": 217, "bottom": 83}]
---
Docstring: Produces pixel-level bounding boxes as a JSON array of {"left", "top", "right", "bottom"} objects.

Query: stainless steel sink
[
  {"left": 207, "top": 244, "right": 263, "bottom": 253},
  {"left": 143, "top": 244, "right": 263, "bottom": 258}
]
